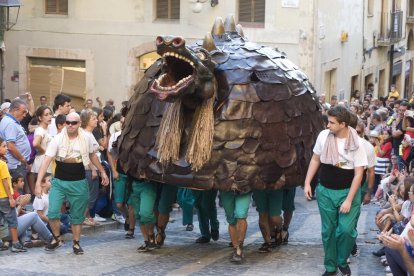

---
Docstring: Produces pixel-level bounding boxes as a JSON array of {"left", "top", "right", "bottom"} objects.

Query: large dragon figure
[{"left": 118, "top": 15, "right": 323, "bottom": 193}]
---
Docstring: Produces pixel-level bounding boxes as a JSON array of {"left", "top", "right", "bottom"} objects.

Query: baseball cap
[{"left": 369, "top": 130, "right": 380, "bottom": 138}]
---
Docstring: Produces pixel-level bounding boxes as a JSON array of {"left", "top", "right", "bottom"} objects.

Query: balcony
[{"left": 377, "top": 10, "right": 403, "bottom": 46}]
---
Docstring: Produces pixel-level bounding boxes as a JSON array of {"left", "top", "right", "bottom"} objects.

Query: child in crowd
[
  {"left": 0, "top": 138, "right": 26, "bottom": 252},
  {"left": 12, "top": 174, "right": 30, "bottom": 216}
]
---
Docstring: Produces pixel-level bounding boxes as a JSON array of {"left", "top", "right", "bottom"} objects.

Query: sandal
[
  {"left": 73, "top": 240, "right": 84, "bottom": 255},
  {"left": 186, "top": 224, "right": 194, "bottom": 231},
  {"left": 230, "top": 242, "right": 244, "bottom": 264},
  {"left": 156, "top": 231, "right": 166, "bottom": 247},
  {"left": 272, "top": 228, "right": 283, "bottom": 248},
  {"left": 125, "top": 229, "right": 135, "bottom": 239}
]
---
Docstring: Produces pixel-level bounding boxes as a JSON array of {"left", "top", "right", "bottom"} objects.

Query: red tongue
[{"left": 161, "top": 74, "right": 177, "bottom": 87}]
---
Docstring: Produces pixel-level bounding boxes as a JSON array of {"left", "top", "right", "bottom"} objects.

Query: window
[
  {"left": 367, "top": 0, "right": 374, "bottom": 16},
  {"left": 409, "top": 0, "right": 414, "bottom": 17},
  {"left": 156, "top": 0, "right": 180, "bottom": 20},
  {"left": 238, "top": 0, "right": 265, "bottom": 24},
  {"left": 45, "top": 0, "right": 68, "bottom": 15}
]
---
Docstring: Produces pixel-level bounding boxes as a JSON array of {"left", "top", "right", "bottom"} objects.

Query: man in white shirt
[
  {"left": 304, "top": 105, "right": 368, "bottom": 276},
  {"left": 35, "top": 112, "right": 109, "bottom": 255}
]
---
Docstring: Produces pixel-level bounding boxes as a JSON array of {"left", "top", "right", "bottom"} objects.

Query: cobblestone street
[{"left": 0, "top": 188, "right": 387, "bottom": 275}]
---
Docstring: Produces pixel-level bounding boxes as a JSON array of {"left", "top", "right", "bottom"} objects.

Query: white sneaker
[
  {"left": 385, "top": 266, "right": 391, "bottom": 273},
  {"left": 113, "top": 214, "right": 126, "bottom": 224},
  {"left": 94, "top": 214, "right": 106, "bottom": 222}
]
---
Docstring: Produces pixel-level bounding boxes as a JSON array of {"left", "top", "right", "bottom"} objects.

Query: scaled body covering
[{"left": 118, "top": 16, "right": 324, "bottom": 193}]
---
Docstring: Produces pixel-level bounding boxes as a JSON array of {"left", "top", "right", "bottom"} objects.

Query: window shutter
[
  {"left": 239, "top": 0, "right": 251, "bottom": 22},
  {"left": 59, "top": 0, "right": 68, "bottom": 14},
  {"left": 157, "top": 0, "right": 169, "bottom": 19},
  {"left": 45, "top": 0, "right": 57, "bottom": 14},
  {"left": 254, "top": 0, "right": 265, "bottom": 23},
  {"left": 170, "top": 0, "right": 180, "bottom": 19}
]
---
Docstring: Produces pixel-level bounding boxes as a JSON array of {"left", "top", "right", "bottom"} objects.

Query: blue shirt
[{"left": 0, "top": 114, "right": 31, "bottom": 169}]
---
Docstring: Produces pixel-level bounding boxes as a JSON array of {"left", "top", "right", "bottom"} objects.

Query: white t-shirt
[
  {"left": 32, "top": 193, "right": 49, "bottom": 217},
  {"left": 46, "top": 131, "right": 95, "bottom": 160},
  {"left": 313, "top": 129, "right": 368, "bottom": 169},
  {"left": 361, "top": 138, "right": 376, "bottom": 169},
  {"left": 47, "top": 117, "right": 57, "bottom": 137},
  {"left": 401, "top": 200, "right": 413, "bottom": 220},
  {"left": 108, "top": 131, "right": 121, "bottom": 160}
]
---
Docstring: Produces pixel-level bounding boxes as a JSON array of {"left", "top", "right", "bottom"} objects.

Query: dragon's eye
[
  {"left": 172, "top": 37, "right": 184, "bottom": 47},
  {"left": 196, "top": 51, "right": 207, "bottom": 60},
  {"left": 156, "top": 36, "right": 164, "bottom": 46}
]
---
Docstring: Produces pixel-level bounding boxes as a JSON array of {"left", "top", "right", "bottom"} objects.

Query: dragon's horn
[
  {"left": 211, "top": 17, "right": 225, "bottom": 36},
  {"left": 224, "top": 14, "right": 236, "bottom": 32},
  {"left": 202, "top": 32, "right": 217, "bottom": 51},
  {"left": 236, "top": 24, "right": 245, "bottom": 37}
]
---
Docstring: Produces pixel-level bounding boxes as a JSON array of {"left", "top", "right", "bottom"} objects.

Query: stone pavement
[{"left": 0, "top": 188, "right": 388, "bottom": 275}]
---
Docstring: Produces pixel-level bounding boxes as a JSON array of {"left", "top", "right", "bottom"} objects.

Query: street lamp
[{"left": 0, "top": 0, "right": 21, "bottom": 31}]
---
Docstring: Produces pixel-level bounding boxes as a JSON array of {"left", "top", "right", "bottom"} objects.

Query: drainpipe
[{"left": 388, "top": 0, "right": 396, "bottom": 92}]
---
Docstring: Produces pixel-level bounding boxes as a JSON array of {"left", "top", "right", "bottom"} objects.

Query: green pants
[
  {"left": 114, "top": 173, "right": 131, "bottom": 205},
  {"left": 193, "top": 190, "right": 219, "bottom": 239},
  {"left": 221, "top": 191, "right": 251, "bottom": 225},
  {"left": 177, "top": 188, "right": 194, "bottom": 225},
  {"left": 282, "top": 187, "right": 296, "bottom": 212},
  {"left": 49, "top": 178, "right": 89, "bottom": 225},
  {"left": 316, "top": 184, "right": 361, "bottom": 272},
  {"left": 156, "top": 184, "right": 178, "bottom": 215},
  {"left": 253, "top": 189, "right": 283, "bottom": 216},
  {"left": 130, "top": 180, "right": 157, "bottom": 225}
]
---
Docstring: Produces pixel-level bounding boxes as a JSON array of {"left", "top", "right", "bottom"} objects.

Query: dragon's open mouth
[{"left": 151, "top": 52, "right": 195, "bottom": 97}]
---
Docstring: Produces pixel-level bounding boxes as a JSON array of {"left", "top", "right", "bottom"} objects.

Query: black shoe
[
  {"left": 372, "top": 246, "right": 385, "bottom": 257},
  {"left": 228, "top": 241, "right": 233, "bottom": 247},
  {"left": 322, "top": 271, "right": 337, "bottom": 276},
  {"left": 195, "top": 236, "right": 210, "bottom": 244},
  {"left": 137, "top": 243, "right": 148, "bottom": 252},
  {"left": 211, "top": 229, "right": 219, "bottom": 241},
  {"left": 258, "top": 242, "right": 272, "bottom": 253},
  {"left": 186, "top": 224, "right": 194, "bottom": 231},
  {"left": 338, "top": 265, "right": 351, "bottom": 276},
  {"left": 45, "top": 236, "right": 63, "bottom": 251},
  {"left": 351, "top": 243, "right": 360, "bottom": 257},
  {"left": 10, "top": 242, "right": 27, "bottom": 253},
  {"left": 72, "top": 240, "right": 84, "bottom": 255},
  {"left": 272, "top": 229, "right": 283, "bottom": 248}
]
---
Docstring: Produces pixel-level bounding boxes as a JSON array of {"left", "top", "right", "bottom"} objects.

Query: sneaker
[
  {"left": 351, "top": 243, "right": 360, "bottom": 257},
  {"left": 10, "top": 242, "right": 27, "bottom": 253},
  {"left": 338, "top": 265, "right": 351, "bottom": 276},
  {"left": 211, "top": 229, "right": 219, "bottom": 241},
  {"left": 72, "top": 240, "right": 84, "bottom": 255},
  {"left": 258, "top": 242, "right": 272, "bottom": 253},
  {"left": 322, "top": 271, "right": 337, "bottom": 276},
  {"left": 385, "top": 266, "right": 391, "bottom": 273},
  {"left": 45, "top": 236, "right": 63, "bottom": 251},
  {"left": 112, "top": 214, "right": 126, "bottom": 224},
  {"left": 0, "top": 241, "right": 10, "bottom": 251},
  {"left": 94, "top": 214, "right": 106, "bottom": 222},
  {"left": 147, "top": 240, "right": 157, "bottom": 251}
]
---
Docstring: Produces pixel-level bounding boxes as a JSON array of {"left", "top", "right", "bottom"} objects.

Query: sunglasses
[{"left": 66, "top": 121, "right": 79, "bottom": 126}]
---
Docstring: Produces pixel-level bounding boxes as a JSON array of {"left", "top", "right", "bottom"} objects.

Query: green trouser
[
  {"left": 193, "top": 190, "right": 219, "bottom": 239},
  {"left": 130, "top": 180, "right": 157, "bottom": 225},
  {"left": 316, "top": 184, "right": 361, "bottom": 272},
  {"left": 49, "top": 178, "right": 89, "bottom": 225},
  {"left": 221, "top": 191, "right": 251, "bottom": 225},
  {"left": 177, "top": 188, "right": 195, "bottom": 225},
  {"left": 156, "top": 184, "right": 178, "bottom": 215}
]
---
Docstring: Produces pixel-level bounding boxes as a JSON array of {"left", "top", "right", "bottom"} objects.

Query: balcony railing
[{"left": 378, "top": 10, "right": 403, "bottom": 46}]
